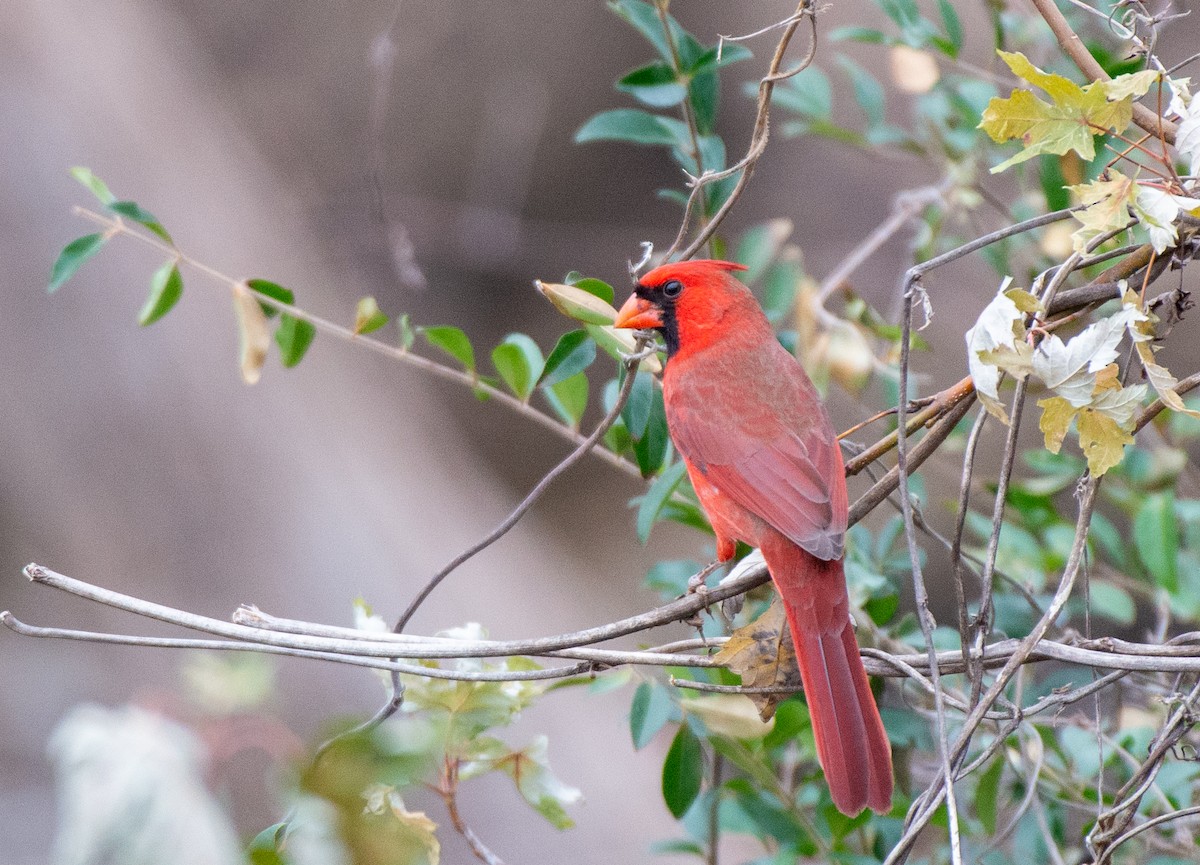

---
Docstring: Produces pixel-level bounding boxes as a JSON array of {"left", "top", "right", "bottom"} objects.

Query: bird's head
[{"left": 614, "top": 259, "right": 756, "bottom": 358}]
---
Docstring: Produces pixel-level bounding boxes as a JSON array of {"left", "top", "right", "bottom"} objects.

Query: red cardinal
[{"left": 614, "top": 259, "right": 892, "bottom": 816}]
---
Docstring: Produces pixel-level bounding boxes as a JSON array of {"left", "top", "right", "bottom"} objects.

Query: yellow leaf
[
  {"left": 979, "top": 342, "right": 1034, "bottom": 380},
  {"left": 1077, "top": 408, "right": 1133, "bottom": 476},
  {"left": 1068, "top": 172, "right": 1137, "bottom": 253},
  {"left": 981, "top": 52, "right": 1136, "bottom": 173},
  {"left": 1135, "top": 341, "right": 1200, "bottom": 418},
  {"left": 1104, "top": 69, "right": 1162, "bottom": 101},
  {"left": 231, "top": 282, "right": 270, "bottom": 385},
  {"left": 713, "top": 598, "right": 800, "bottom": 721},
  {"left": 1092, "top": 363, "right": 1122, "bottom": 393},
  {"left": 1038, "top": 396, "right": 1077, "bottom": 453},
  {"left": 1004, "top": 288, "right": 1044, "bottom": 314},
  {"left": 997, "top": 50, "right": 1084, "bottom": 105}
]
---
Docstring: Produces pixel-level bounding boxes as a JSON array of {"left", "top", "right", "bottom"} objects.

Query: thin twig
[
  {"left": 73, "top": 207, "right": 644, "bottom": 479},
  {"left": 895, "top": 251, "right": 962, "bottom": 865}
]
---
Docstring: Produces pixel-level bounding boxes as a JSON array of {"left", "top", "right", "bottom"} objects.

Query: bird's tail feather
[{"left": 762, "top": 536, "right": 893, "bottom": 816}]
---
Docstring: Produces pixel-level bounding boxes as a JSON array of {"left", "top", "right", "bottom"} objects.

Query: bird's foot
[{"left": 686, "top": 559, "right": 725, "bottom": 595}]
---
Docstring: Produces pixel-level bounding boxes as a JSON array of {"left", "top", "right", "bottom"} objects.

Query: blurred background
[{"left": 4, "top": 1, "right": 1198, "bottom": 862}]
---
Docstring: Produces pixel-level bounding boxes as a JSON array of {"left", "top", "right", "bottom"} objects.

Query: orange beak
[{"left": 614, "top": 294, "right": 664, "bottom": 330}]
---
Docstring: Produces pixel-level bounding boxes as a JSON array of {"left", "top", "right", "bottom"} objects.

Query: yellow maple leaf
[
  {"left": 1038, "top": 396, "right": 1077, "bottom": 453},
  {"left": 981, "top": 51, "right": 1138, "bottom": 173},
  {"left": 1068, "top": 171, "right": 1137, "bottom": 252},
  {"left": 1077, "top": 408, "right": 1133, "bottom": 476}
]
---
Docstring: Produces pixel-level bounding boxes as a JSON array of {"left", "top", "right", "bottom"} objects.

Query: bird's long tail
[{"left": 761, "top": 534, "right": 893, "bottom": 816}]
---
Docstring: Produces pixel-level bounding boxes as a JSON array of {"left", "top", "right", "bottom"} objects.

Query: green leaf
[
  {"left": 138, "top": 261, "right": 184, "bottom": 326},
  {"left": 633, "top": 386, "right": 669, "bottom": 476},
  {"left": 537, "top": 280, "right": 619, "bottom": 325},
  {"left": 1039, "top": 154, "right": 1071, "bottom": 212},
  {"left": 617, "top": 62, "right": 688, "bottom": 108},
  {"left": 608, "top": 0, "right": 702, "bottom": 68},
  {"left": 735, "top": 220, "right": 793, "bottom": 286},
  {"left": 275, "top": 314, "right": 317, "bottom": 368},
  {"left": 662, "top": 724, "right": 703, "bottom": 818},
  {"left": 630, "top": 681, "right": 675, "bottom": 749},
  {"left": 245, "top": 278, "right": 294, "bottom": 318},
  {"left": 69, "top": 166, "right": 115, "bottom": 204},
  {"left": 491, "top": 334, "right": 545, "bottom": 401},
  {"left": 936, "top": 0, "right": 963, "bottom": 56},
  {"left": 645, "top": 558, "right": 704, "bottom": 596},
  {"left": 1089, "top": 581, "right": 1136, "bottom": 624},
  {"left": 575, "top": 109, "right": 679, "bottom": 146},
  {"left": 621, "top": 370, "right": 655, "bottom": 438},
  {"left": 689, "top": 43, "right": 752, "bottom": 76},
  {"left": 769, "top": 67, "right": 832, "bottom": 119},
  {"left": 354, "top": 296, "right": 389, "bottom": 335},
  {"left": 540, "top": 330, "right": 596, "bottom": 387},
  {"left": 421, "top": 325, "right": 475, "bottom": 372},
  {"left": 636, "top": 460, "right": 688, "bottom": 543},
  {"left": 571, "top": 277, "right": 615, "bottom": 305},
  {"left": 838, "top": 55, "right": 886, "bottom": 128},
  {"left": 246, "top": 823, "right": 288, "bottom": 865},
  {"left": 48, "top": 233, "right": 107, "bottom": 293},
  {"left": 108, "top": 200, "right": 172, "bottom": 243},
  {"left": 1134, "top": 491, "right": 1178, "bottom": 591},
  {"left": 975, "top": 755, "right": 1004, "bottom": 835},
  {"left": 981, "top": 51, "right": 1138, "bottom": 173},
  {"left": 828, "top": 26, "right": 889, "bottom": 44},
  {"left": 689, "top": 69, "right": 719, "bottom": 135},
  {"left": 542, "top": 371, "right": 589, "bottom": 429}
]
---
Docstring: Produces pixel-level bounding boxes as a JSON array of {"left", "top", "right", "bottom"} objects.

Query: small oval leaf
[
  {"left": 421, "top": 325, "right": 476, "bottom": 372},
  {"left": 275, "top": 314, "right": 317, "bottom": 368},
  {"left": 492, "top": 334, "right": 545, "bottom": 401},
  {"left": 245, "top": 278, "right": 294, "bottom": 319},
  {"left": 108, "top": 200, "right": 172, "bottom": 243},
  {"left": 540, "top": 330, "right": 596, "bottom": 387},
  {"left": 662, "top": 724, "right": 703, "bottom": 818},
  {"left": 232, "top": 282, "right": 271, "bottom": 385},
  {"left": 139, "top": 260, "right": 184, "bottom": 326},
  {"left": 536, "top": 280, "right": 619, "bottom": 325},
  {"left": 49, "top": 234, "right": 107, "bottom": 293},
  {"left": 542, "top": 372, "right": 589, "bottom": 429},
  {"left": 69, "top": 167, "right": 116, "bottom": 205},
  {"left": 354, "top": 296, "right": 389, "bottom": 335}
]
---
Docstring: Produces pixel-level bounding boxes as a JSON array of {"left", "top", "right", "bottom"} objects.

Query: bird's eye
[{"left": 661, "top": 279, "right": 683, "bottom": 299}]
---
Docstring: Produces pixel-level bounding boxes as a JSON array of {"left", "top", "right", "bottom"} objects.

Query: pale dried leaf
[
  {"left": 679, "top": 694, "right": 775, "bottom": 740},
  {"left": 1136, "top": 341, "right": 1200, "bottom": 418},
  {"left": 1132, "top": 185, "right": 1200, "bottom": 254},
  {"left": 1031, "top": 307, "right": 1139, "bottom": 407},
  {"left": 713, "top": 598, "right": 800, "bottom": 720},
  {"left": 965, "top": 284, "right": 1029, "bottom": 423},
  {"left": 1068, "top": 171, "right": 1136, "bottom": 253},
  {"left": 232, "top": 282, "right": 270, "bottom": 385}
]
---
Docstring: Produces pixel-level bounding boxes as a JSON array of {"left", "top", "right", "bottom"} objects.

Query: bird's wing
[{"left": 666, "top": 378, "right": 847, "bottom": 561}]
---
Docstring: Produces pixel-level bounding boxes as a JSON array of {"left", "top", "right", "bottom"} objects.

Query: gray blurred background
[{"left": 4, "top": 1, "right": 1197, "bottom": 863}]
